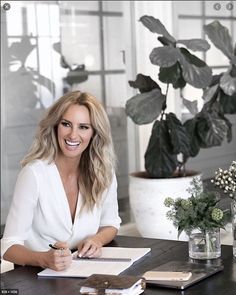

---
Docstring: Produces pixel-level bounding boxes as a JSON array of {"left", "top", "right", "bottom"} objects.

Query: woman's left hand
[{"left": 77, "top": 236, "right": 102, "bottom": 258}]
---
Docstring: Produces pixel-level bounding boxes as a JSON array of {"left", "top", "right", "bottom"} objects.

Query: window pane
[
  {"left": 2, "top": 1, "right": 64, "bottom": 228},
  {"left": 60, "top": 14, "right": 101, "bottom": 71},
  {"left": 103, "top": 16, "right": 125, "bottom": 70},
  {"left": 49, "top": 4, "right": 60, "bottom": 36},
  {"left": 178, "top": 19, "right": 203, "bottom": 39},
  {"left": 70, "top": 75, "right": 102, "bottom": 102},
  {"left": 6, "top": 2, "right": 24, "bottom": 35},
  {"left": 103, "top": 1, "right": 124, "bottom": 12},
  {"left": 25, "top": 3, "right": 37, "bottom": 36},
  {"left": 105, "top": 74, "right": 127, "bottom": 107},
  {"left": 60, "top": 1, "right": 98, "bottom": 11},
  {"left": 36, "top": 3, "right": 52, "bottom": 36},
  {"left": 173, "top": 1, "right": 202, "bottom": 16},
  {"left": 178, "top": 19, "right": 203, "bottom": 60}
]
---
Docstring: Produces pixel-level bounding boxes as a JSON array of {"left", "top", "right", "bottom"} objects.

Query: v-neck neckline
[{"left": 52, "top": 162, "right": 80, "bottom": 226}]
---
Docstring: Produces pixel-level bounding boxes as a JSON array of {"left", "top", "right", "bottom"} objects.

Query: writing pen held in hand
[{"left": 49, "top": 244, "right": 65, "bottom": 250}]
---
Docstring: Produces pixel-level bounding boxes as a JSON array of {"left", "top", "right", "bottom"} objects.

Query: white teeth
[{"left": 65, "top": 140, "right": 81, "bottom": 146}]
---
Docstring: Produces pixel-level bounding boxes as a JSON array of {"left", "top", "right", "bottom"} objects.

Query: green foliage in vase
[
  {"left": 164, "top": 178, "right": 230, "bottom": 237},
  {"left": 125, "top": 16, "right": 236, "bottom": 178}
]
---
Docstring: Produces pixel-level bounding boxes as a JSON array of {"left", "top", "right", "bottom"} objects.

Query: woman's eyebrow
[
  {"left": 80, "top": 123, "right": 92, "bottom": 126},
  {"left": 61, "top": 118, "right": 92, "bottom": 126},
  {"left": 61, "top": 118, "right": 70, "bottom": 122}
]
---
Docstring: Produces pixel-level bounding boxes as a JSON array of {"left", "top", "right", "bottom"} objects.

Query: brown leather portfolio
[{"left": 79, "top": 274, "right": 146, "bottom": 295}]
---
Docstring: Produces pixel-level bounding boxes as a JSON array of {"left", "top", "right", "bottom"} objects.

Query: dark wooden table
[{"left": 1, "top": 235, "right": 236, "bottom": 295}]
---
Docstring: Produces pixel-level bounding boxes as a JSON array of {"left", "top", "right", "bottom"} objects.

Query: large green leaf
[
  {"left": 183, "top": 118, "right": 200, "bottom": 157},
  {"left": 180, "top": 48, "right": 206, "bottom": 67},
  {"left": 128, "top": 73, "right": 160, "bottom": 93},
  {"left": 144, "top": 120, "right": 178, "bottom": 177},
  {"left": 182, "top": 97, "right": 198, "bottom": 115},
  {"left": 219, "top": 91, "right": 236, "bottom": 114},
  {"left": 220, "top": 70, "right": 236, "bottom": 96},
  {"left": 172, "top": 74, "right": 186, "bottom": 89},
  {"left": 202, "top": 84, "right": 219, "bottom": 103},
  {"left": 158, "top": 36, "right": 173, "bottom": 46},
  {"left": 139, "top": 15, "right": 176, "bottom": 44},
  {"left": 158, "top": 62, "right": 186, "bottom": 89},
  {"left": 204, "top": 21, "right": 234, "bottom": 60},
  {"left": 177, "top": 39, "right": 210, "bottom": 52},
  {"left": 219, "top": 114, "right": 232, "bottom": 142},
  {"left": 150, "top": 47, "right": 180, "bottom": 67},
  {"left": 125, "top": 88, "right": 166, "bottom": 125},
  {"left": 158, "top": 62, "right": 180, "bottom": 84},
  {"left": 178, "top": 48, "right": 212, "bottom": 88},
  {"left": 166, "top": 113, "right": 191, "bottom": 156},
  {"left": 196, "top": 112, "right": 229, "bottom": 147}
]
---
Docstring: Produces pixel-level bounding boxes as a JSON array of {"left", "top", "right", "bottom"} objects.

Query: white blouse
[{"left": 1, "top": 160, "right": 121, "bottom": 256}]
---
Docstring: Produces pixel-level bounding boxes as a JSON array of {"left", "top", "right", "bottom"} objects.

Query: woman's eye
[
  {"left": 61, "top": 121, "right": 70, "bottom": 127},
  {"left": 80, "top": 125, "right": 89, "bottom": 130}
]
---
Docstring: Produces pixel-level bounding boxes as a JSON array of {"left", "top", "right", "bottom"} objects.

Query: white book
[{"left": 37, "top": 247, "right": 151, "bottom": 278}]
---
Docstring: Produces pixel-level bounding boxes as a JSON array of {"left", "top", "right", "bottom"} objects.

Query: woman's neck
[{"left": 55, "top": 155, "right": 80, "bottom": 176}]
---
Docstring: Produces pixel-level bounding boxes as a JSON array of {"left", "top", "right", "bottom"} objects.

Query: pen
[{"left": 49, "top": 244, "right": 65, "bottom": 250}]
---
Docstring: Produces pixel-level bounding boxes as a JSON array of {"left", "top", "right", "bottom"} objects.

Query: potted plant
[
  {"left": 125, "top": 16, "right": 236, "bottom": 239},
  {"left": 164, "top": 177, "right": 230, "bottom": 259}
]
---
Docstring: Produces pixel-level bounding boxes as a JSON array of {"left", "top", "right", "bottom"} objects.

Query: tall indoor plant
[{"left": 125, "top": 16, "right": 236, "bottom": 239}]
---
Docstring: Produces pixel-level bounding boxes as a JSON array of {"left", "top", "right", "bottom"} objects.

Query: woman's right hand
[{"left": 44, "top": 241, "right": 72, "bottom": 271}]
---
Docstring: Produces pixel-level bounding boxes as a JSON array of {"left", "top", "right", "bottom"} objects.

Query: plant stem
[{"left": 161, "top": 83, "right": 169, "bottom": 117}]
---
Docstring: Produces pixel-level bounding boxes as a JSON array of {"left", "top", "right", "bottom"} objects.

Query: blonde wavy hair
[{"left": 21, "top": 91, "right": 116, "bottom": 211}]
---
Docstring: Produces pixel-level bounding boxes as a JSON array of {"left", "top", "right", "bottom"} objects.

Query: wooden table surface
[{"left": 1, "top": 235, "right": 236, "bottom": 295}]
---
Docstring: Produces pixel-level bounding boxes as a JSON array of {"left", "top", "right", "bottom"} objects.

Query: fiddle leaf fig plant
[
  {"left": 203, "top": 20, "right": 236, "bottom": 112},
  {"left": 125, "top": 16, "right": 236, "bottom": 178}
]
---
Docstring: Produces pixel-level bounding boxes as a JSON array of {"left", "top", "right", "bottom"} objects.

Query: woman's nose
[{"left": 69, "top": 127, "right": 78, "bottom": 138}]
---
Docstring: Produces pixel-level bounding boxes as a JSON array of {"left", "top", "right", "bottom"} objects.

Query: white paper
[
  {"left": 37, "top": 247, "right": 151, "bottom": 278},
  {"left": 98, "top": 247, "right": 151, "bottom": 263}
]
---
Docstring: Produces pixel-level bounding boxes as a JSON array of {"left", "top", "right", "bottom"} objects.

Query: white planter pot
[{"left": 129, "top": 171, "right": 202, "bottom": 241}]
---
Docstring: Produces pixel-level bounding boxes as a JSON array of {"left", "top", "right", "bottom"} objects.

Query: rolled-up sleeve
[
  {"left": 99, "top": 174, "right": 122, "bottom": 230},
  {"left": 1, "top": 166, "right": 39, "bottom": 257}
]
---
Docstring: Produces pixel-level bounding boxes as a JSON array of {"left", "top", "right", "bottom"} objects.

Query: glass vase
[
  {"left": 188, "top": 228, "right": 221, "bottom": 259},
  {"left": 231, "top": 200, "right": 236, "bottom": 257}
]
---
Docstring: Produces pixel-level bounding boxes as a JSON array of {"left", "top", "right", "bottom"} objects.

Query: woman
[{"left": 1, "top": 91, "right": 121, "bottom": 271}]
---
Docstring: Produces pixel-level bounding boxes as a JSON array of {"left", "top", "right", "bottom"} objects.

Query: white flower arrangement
[{"left": 212, "top": 161, "right": 236, "bottom": 200}]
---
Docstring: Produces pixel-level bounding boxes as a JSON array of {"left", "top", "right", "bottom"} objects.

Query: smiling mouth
[{"left": 65, "top": 140, "right": 81, "bottom": 146}]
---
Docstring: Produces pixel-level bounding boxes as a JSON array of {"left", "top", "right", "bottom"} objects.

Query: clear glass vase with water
[{"left": 188, "top": 228, "right": 221, "bottom": 259}]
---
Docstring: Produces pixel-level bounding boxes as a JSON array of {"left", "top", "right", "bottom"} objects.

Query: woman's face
[{"left": 57, "top": 104, "right": 94, "bottom": 160}]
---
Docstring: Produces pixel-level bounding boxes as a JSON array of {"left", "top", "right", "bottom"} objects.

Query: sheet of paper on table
[{"left": 37, "top": 247, "right": 151, "bottom": 278}]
